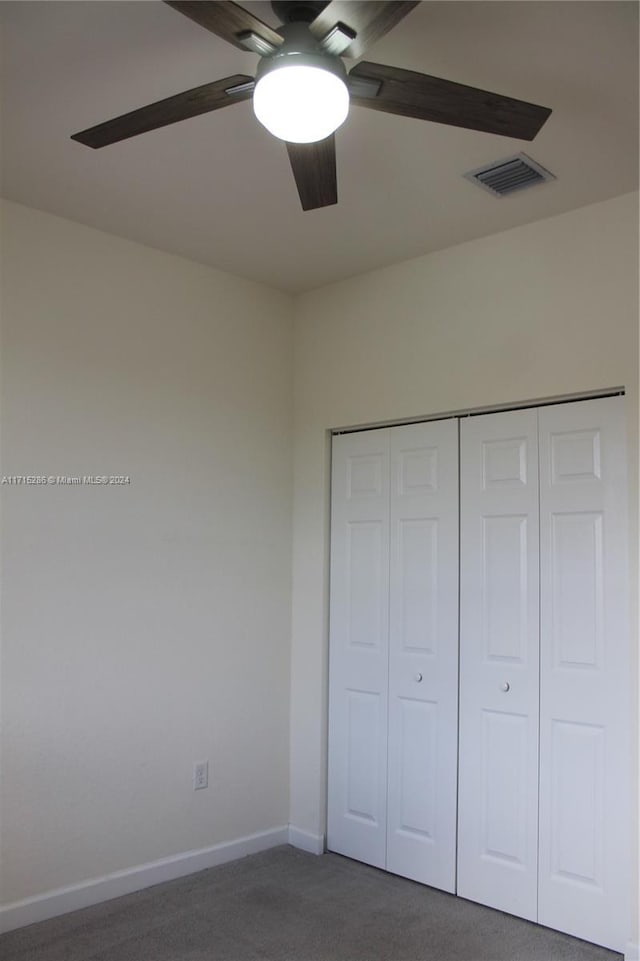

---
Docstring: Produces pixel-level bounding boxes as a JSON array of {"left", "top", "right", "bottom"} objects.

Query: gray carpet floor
[{"left": 0, "top": 846, "right": 624, "bottom": 961}]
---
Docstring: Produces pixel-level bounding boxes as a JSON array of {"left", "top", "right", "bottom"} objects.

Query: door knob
[
  {"left": 501, "top": 681, "right": 510, "bottom": 692},
  {"left": 415, "top": 673, "right": 423, "bottom": 683}
]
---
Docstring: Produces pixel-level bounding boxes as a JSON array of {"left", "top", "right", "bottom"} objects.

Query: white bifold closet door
[
  {"left": 457, "top": 408, "right": 541, "bottom": 921},
  {"left": 327, "top": 427, "right": 390, "bottom": 869},
  {"left": 537, "top": 397, "right": 630, "bottom": 951},
  {"left": 328, "top": 420, "right": 459, "bottom": 892}
]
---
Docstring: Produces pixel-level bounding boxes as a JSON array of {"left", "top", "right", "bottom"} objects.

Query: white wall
[
  {"left": 290, "top": 192, "right": 639, "bottom": 943},
  {"left": 0, "top": 201, "right": 293, "bottom": 907}
]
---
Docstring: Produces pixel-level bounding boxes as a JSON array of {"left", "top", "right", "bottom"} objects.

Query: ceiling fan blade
[
  {"left": 163, "top": 1, "right": 283, "bottom": 53},
  {"left": 309, "top": 2, "right": 419, "bottom": 59},
  {"left": 349, "top": 62, "right": 552, "bottom": 141},
  {"left": 71, "top": 75, "right": 254, "bottom": 149},
  {"left": 286, "top": 135, "right": 337, "bottom": 211}
]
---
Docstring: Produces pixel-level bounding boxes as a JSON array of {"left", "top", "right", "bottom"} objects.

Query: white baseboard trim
[
  {"left": 287, "top": 825, "right": 325, "bottom": 855},
  {"left": 625, "top": 941, "right": 640, "bottom": 960},
  {"left": 0, "top": 825, "right": 289, "bottom": 935}
]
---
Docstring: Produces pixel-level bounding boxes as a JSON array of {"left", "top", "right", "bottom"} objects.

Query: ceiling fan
[{"left": 71, "top": 0, "right": 552, "bottom": 211}]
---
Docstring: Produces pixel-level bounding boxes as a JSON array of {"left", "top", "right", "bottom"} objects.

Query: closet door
[
  {"left": 457, "top": 410, "right": 540, "bottom": 920},
  {"left": 538, "top": 396, "right": 630, "bottom": 952},
  {"left": 386, "top": 420, "right": 459, "bottom": 891},
  {"left": 327, "top": 428, "right": 390, "bottom": 867}
]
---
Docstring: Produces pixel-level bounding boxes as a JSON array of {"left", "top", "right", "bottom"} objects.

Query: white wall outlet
[{"left": 193, "top": 761, "right": 208, "bottom": 790}]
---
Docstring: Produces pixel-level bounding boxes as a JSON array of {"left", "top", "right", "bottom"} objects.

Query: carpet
[{"left": 0, "top": 845, "right": 624, "bottom": 961}]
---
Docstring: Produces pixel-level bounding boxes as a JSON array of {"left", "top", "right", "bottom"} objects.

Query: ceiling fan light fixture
[{"left": 253, "top": 60, "right": 349, "bottom": 144}]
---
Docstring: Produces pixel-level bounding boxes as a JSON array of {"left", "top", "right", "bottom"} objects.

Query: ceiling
[{"left": 1, "top": 1, "right": 638, "bottom": 293}]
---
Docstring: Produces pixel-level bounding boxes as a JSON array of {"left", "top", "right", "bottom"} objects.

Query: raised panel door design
[
  {"left": 397, "top": 697, "right": 437, "bottom": 839},
  {"left": 538, "top": 396, "right": 630, "bottom": 952},
  {"left": 328, "top": 429, "right": 390, "bottom": 868},
  {"left": 347, "top": 521, "right": 384, "bottom": 650},
  {"left": 399, "top": 447, "right": 438, "bottom": 494},
  {"left": 347, "top": 453, "right": 384, "bottom": 499},
  {"left": 458, "top": 409, "right": 539, "bottom": 922},
  {"left": 482, "top": 437, "right": 527, "bottom": 488},
  {"left": 346, "top": 690, "right": 383, "bottom": 824},
  {"left": 398, "top": 518, "right": 438, "bottom": 654},
  {"left": 481, "top": 710, "right": 528, "bottom": 865},
  {"left": 482, "top": 514, "right": 528, "bottom": 662},
  {"left": 550, "top": 430, "right": 601, "bottom": 484},
  {"left": 549, "top": 720, "right": 604, "bottom": 887},
  {"left": 387, "top": 420, "right": 458, "bottom": 892},
  {"left": 550, "top": 512, "right": 603, "bottom": 668}
]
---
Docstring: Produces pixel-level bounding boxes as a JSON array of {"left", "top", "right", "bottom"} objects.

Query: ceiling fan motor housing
[{"left": 255, "top": 21, "right": 347, "bottom": 85}]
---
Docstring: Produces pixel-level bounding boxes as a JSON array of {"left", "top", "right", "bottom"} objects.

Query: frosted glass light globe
[{"left": 253, "top": 64, "right": 349, "bottom": 144}]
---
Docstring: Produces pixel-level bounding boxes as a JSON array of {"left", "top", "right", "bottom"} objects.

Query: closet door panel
[
  {"left": 457, "top": 410, "right": 539, "bottom": 920},
  {"left": 538, "top": 397, "right": 630, "bottom": 952},
  {"left": 327, "top": 429, "right": 390, "bottom": 867},
  {"left": 387, "top": 420, "right": 459, "bottom": 891}
]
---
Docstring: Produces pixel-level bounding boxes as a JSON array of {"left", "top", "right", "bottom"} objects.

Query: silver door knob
[
  {"left": 415, "top": 673, "right": 423, "bottom": 683},
  {"left": 501, "top": 682, "right": 510, "bottom": 692}
]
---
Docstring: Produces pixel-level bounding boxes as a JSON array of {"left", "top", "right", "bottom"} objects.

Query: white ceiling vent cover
[{"left": 464, "top": 153, "right": 555, "bottom": 197}]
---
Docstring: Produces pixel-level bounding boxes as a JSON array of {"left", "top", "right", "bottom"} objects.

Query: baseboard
[
  {"left": 625, "top": 941, "right": 640, "bottom": 960},
  {"left": 287, "top": 825, "right": 325, "bottom": 855},
  {"left": 0, "top": 825, "right": 289, "bottom": 934}
]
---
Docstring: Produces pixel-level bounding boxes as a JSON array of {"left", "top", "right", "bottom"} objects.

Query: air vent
[{"left": 464, "top": 153, "right": 555, "bottom": 197}]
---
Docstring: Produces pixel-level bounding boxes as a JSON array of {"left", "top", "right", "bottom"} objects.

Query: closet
[{"left": 327, "top": 396, "right": 630, "bottom": 953}]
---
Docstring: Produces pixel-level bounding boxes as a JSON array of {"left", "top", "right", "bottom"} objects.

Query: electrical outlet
[{"left": 193, "top": 761, "right": 208, "bottom": 790}]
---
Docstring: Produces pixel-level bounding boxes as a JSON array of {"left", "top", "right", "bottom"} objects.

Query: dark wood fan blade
[
  {"left": 164, "top": 1, "right": 283, "bottom": 52},
  {"left": 286, "top": 135, "right": 337, "bottom": 211},
  {"left": 309, "top": 2, "right": 418, "bottom": 59},
  {"left": 71, "top": 76, "right": 254, "bottom": 149},
  {"left": 349, "top": 62, "right": 551, "bottom": 141}
]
